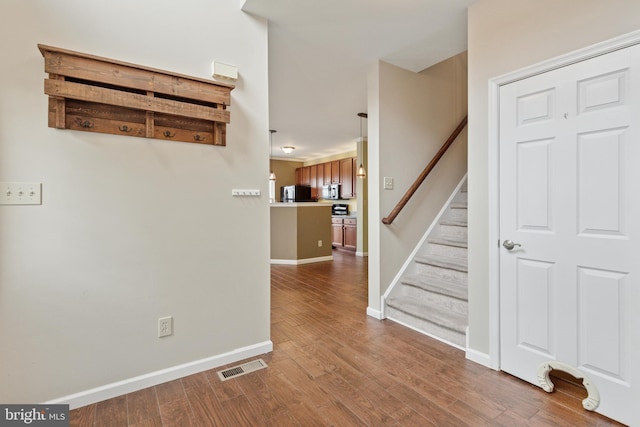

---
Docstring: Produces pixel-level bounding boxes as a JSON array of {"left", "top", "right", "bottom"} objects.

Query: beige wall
[
  {"left": 304, "top": 151, "right": 357, "bottom": 166},
  {"left": 270, "top": 205, "right": 332, "bottom": 260},
  {"left": 467, "top": 0, "right": 640, "bottom": 356},
  {"left": 297, "top": 206, "right": 333, "bottom": 259},
  {"left": 368, "top": 53, "right": 468, "bottom": 312},
  {"left": 270, "top": 206, "right": 298, "bottom": 259},
  {"left": 0, "top": 0, "right": 270, "bottom": 404}
]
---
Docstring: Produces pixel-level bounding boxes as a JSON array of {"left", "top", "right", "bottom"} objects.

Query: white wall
[
  {"left": 0, "top": 0, "right": 270, "bottom": 404},
  {"left": 368, "top": 56, "right": 467, "bottom": 313},
  {"left": 467, "top": 0, "right": 640, "bottom": 357}
]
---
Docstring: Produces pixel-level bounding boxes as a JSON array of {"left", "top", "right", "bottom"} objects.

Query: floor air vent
[{"left": 217, "top": 359, "right": 268, "bottom": 381}]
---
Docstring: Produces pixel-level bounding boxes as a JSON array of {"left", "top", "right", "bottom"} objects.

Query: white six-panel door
[{"left": 499, "top": 44, "right": 640, "bottom": 425}]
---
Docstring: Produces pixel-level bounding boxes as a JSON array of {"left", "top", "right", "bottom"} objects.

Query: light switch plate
[
  {"left": 232, "top": 189, "right": 261, "bottom": 196},
  {"left": 383, "top": 177, "right": 393, "bottom": 190},
  {"left": 0, "top": 182, "right": 42, "bottom": 205}
]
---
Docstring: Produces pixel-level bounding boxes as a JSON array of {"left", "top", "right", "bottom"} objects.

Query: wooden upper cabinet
[
  {"left": 316, "top": 164, "right": 324, "bottom": 192},
  {"left": 323, "top": 162, "right": 332, "bottom": 185},
  {"left": 331, "top": 160, "right": 341, "bottom": 184},
  {"left": 301, "top": 166, "right": 311, "bottom": 186},
  {"left": 39, "top": 44, "right": 234, "bottom": 146},
  {"left": 309, "top": 165, "right": 318, "bottom": 198},
  {"left": 340, "top": 157, "right": 354, "bottom": 198},
  {"left": 296, "top": 157, "right": 358, "bottom": 199}
]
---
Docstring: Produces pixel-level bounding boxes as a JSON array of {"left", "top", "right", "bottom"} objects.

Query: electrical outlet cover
[{"left": 158, "top": 316, "right": 173, "bottom": 338}]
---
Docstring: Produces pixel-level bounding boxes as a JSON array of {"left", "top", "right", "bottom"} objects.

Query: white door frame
[{"left": 487, "top": 29, "right": 640, "bottom": 370}]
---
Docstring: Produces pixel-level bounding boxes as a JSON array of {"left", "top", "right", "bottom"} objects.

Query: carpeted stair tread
[
  {"left": 428, "top": 235, "right": 467, "bottom": 248},
  {"left": 439, "top": 217, "right": 467, "bottom": 227},
  {"left": 386, "top": 296, "right": 467, "bottom": 334},
  {"left": 415, "top": 254, "right": 468, "bottom": 272},
  {"left": 401, "top": 274, "right": 468, "bottom": 301},
  {"left": 385, "top": 179, "right": 469, "bottom": 345},
  {"left": 450, "top": 201, "right": 467, "bottom": 209}
]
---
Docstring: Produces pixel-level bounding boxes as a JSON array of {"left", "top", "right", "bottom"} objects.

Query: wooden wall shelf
[{"left": 39, "top": 44, "right": 234, "bottom": 146}]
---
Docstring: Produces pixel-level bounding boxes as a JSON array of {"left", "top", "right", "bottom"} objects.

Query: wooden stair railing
[{"left": 382, "top": 115, "right": 468, "bottom": 225}]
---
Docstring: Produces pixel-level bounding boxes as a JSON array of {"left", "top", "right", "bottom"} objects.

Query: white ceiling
[{"left": 242, "top": 0, "right": 474, "bottom": 161}]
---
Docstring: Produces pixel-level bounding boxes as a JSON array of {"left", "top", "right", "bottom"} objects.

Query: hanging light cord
[
  {"left": 357, "top": 113, "right": 367, "bottom": 178},
  {"left": 269, "top": 130, "right": 277, "bottom": 180}
]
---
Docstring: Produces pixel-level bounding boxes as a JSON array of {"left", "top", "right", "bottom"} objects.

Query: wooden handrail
[{"left": 382, "top": 115, "right": 468, "bottom": 225}]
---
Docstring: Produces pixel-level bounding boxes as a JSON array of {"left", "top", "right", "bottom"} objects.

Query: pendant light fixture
[
  {"left": 356, "top": 112, "right": 367, "bottom": 178},
  {"left": 269, "top": 129, "right": 277, "bottom": 181},
  {"left": 269, "top": 129, "right": 277, "bottom": 203}
]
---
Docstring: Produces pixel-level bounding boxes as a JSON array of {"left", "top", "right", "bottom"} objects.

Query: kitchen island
[{"left": 270, "top": 202, "right": 333, "bottom": 264}]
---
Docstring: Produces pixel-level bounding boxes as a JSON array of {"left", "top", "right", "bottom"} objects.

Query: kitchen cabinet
[
  {"left": 340, "top": 157, "right": 355, "bottom": 198},
  {"left": 343, "top": 218, "right": 357, "bottom": 250},
  {"left": 332, "top": 218, "right": 344, "bottom": 247},
  {"left": 323, "top": 162, "right": 332, "bottom": 185},
  {"left": 296, "top": 156, "right": 358, "bottom": 200},
  {"left": 316, "top": 165, "right": 324, "bottom": 192},
  {"left": 295, "top": 165, "right": 320, "bottom": 199},
  {"left": 331, "top": 160, "right": 341, "bottom": 183},
  {"left": 309, "top": 165, "right": 318, "bottom": 199},
  {"left": 332, "top": 217, "right": 356, "bottom": 251},
  {"left": 301, "top": 166, "right": 311, "bottom": 186}
]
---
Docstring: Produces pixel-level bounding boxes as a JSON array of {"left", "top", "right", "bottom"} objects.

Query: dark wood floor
[{"left": 70, "top": 250, "right": 622, "bottom": 426}]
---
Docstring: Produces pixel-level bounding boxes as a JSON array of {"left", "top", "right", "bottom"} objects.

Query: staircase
[{"left": 385, "top": 180, "right": 468, "bottom": 348}]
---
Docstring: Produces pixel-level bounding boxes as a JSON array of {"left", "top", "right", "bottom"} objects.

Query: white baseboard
[
  {"left": 366, "top": 306, "right": 383, "bottom": 319},
  {"left": 465, "top": 348, "right": 493, "bottom": 369},
  {"left": 46, "top": 341, "right": 273, "bottom": 410},
  {"left": 270, "top": 255, "right": 333, "bottom": 265},
  {"left": 355, "top": 251, "right": 368, "bottom": 257}
]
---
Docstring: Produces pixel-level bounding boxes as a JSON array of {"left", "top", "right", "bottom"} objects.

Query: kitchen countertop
[
  {"left": 332, "top": 214, "right": 357, "bottom": 219},
  {"left": 270, "top": 202, "right": 331, "bottom": 207}
]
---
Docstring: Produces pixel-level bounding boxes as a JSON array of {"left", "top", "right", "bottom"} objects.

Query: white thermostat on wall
[{"left": 212, "top": 61, "right": 238, "bottom": 81}]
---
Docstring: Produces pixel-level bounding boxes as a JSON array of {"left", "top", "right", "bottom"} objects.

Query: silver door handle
[{"left": 503, "top": 240, "right": 522, "bottom": 250}]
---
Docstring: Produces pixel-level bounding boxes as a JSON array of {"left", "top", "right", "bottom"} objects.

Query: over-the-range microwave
[{"left": 322, "top": 184, "right": 341, "bottom": 200}]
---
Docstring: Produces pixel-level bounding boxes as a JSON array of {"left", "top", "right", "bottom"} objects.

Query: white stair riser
[
  {"left": 399, "top": 285, "right": 468, "bottom": 316},
  {"left": 386, "top": 308, "right": 466, "bottom": 347}
]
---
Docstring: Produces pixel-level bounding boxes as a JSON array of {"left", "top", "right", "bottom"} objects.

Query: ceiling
[{"left": 242, "top": 0, "right": 474, "bottom": 161}]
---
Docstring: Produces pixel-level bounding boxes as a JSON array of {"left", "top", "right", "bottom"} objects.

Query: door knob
[{"left": 503, "top": 240, "right": 522, "bottom": 250}]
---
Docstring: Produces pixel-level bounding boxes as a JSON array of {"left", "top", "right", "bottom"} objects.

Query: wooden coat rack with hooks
[{"left": 39, "top": 44, "right": 234, "bottom": 146}]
